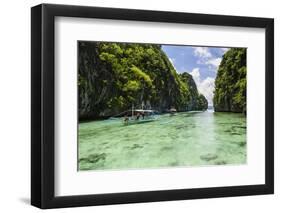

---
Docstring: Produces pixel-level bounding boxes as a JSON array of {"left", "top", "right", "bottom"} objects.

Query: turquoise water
[{"left": 78, "top": 110, "right": 246, "bottom": 171}]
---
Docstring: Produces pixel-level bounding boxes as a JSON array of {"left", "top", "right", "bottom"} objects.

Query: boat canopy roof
[{"left": 134, "top": 109, "right": 155, "bottom": 112}]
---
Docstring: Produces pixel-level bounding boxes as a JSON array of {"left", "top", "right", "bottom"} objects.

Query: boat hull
[{"left": 124, "top": 118, "right": 156, "bottom": 125}]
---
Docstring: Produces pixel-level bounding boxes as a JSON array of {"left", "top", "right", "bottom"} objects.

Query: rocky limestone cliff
[
  {"left": 213, "top": 48, "right": 246, "bottom": 113},
  {"left": 78, "top": 42, "right": 208, "bottom": 119}
]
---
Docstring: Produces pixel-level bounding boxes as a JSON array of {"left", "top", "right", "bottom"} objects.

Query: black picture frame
[{"left": 31, "top": 3, "right": 274, "bottom": 209}]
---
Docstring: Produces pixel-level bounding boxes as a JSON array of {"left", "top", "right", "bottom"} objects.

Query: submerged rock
[
  {"left": 161, "top": 146, "right": 173, "bottom": 151},
  {"left": 125, "top": 144, "right": 144, "bottom": 150},
  {"left": 175, "top": 124, "right": 187, "bottom": 129},
  {"left": 237, "top": 141, "right": 246, "bottom": 147},
  {"left": 129, "top": 144, "right": 143, "bottom": 149},
  {"left": 214, "top": 160, "right": 227, "bottom": 165},
  {"left": 79, "top": 153, "right": 106, "bottom": 164},
  {"left": 169, "top": 161, "right": 179, "bottom": 166},
  {"left": 230, "top": 132, "right": 241, "bottom": 136},
  {"left": 200, "top": 153, "right": 218, "bottom": 161}
]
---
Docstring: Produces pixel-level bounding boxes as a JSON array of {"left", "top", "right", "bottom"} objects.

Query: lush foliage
[
  {"left": 213, "top": 48, "right": 246, "bottom": 113},
  {"left": 79, "top": 42, "right": 208, "bottom": 119},
  {"left": 179, "top": 72, "right": 208, "bottom": 111}
]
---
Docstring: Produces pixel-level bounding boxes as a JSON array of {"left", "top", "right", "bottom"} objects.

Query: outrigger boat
[
  {"left": 124, "top": 109, "right": 157, "bottom": 125},
  {"left": 123, "top": 105, "right": 157, "bottom": 125},
  {"left": 109, "top": 105, "right": 158, "bottom": 125},
  {"left": 125, "top": 104, "right": 158, "bottom": 125}
]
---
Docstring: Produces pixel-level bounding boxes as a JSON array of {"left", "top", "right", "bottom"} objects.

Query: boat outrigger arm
[{"left": 124, "top": 108, "right": 157, "bottom": 125}]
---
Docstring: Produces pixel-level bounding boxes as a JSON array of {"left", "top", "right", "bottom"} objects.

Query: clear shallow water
[{"left": 78, "top": 111, "right": 246, "bottom": 171}]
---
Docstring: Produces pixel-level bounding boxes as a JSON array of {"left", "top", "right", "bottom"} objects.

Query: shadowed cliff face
[
  {"left": 213, "top": 48, "right": 246, "bottom": 113},
  {"left": 78, "top": 42, "right": 208, "bottom": 120},
  {"left": 179, "top": 73, "right": 208, "bottom": 111}
]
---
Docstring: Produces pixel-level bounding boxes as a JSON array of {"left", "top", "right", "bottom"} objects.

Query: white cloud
[
  {"left": 190, "top": 68, "right": 200, "bottom": 84},
  {"left": 192, "top": 47, "right": 225, "bottom": 72},
  {"left": 189, "top": 68, "right": 215, "bottom": 106},
  {"left": 193, "top": 47, "right": 212, "bottom": 58},
  {"left": 205, "top": 57, "right": 222, "bottom": 69},
  {"left": 198, "top": 77, "right": 215, "bottom": 106}
]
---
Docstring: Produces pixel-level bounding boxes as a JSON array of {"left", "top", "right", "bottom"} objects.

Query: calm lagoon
[{"left": 78, "top": 110, "right": 246, "bottom": 171}]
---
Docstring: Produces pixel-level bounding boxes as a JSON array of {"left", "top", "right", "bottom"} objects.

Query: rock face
[
  {"left": 213, "top": 48, "right": 246, "bottom": 113},
  {"left": 78, "top": 42, "right": 208, "bottom": 119},
  {"left": 179, "top": 73, "right": 208, "bottom": 111}
]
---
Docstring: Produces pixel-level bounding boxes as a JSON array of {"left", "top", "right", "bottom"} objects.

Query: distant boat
[{"left": 169, "top": 108, "right": 177, "bottom": 116}]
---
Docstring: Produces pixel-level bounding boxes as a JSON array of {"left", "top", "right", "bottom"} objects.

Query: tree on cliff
[{"left": 213, "top": 48, "right": 246, "bottom": 113}]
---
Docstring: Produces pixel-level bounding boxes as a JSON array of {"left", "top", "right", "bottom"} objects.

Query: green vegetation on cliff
[
  {"left": 179, "top": 73, "right": 208, "bottom": 111},
  {"left": 78, "top": 42, "right": 208, "bottom": 119},
  {"left": 213, "top": 48, "right": 246, "bottom": 113}
]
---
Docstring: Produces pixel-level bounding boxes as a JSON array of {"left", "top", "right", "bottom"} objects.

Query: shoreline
[{"left": 79, "top": 110, "right": 246, "bottom": 123}]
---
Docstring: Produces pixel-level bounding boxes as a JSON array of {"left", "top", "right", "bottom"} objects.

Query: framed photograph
[{"left": 31, "top": 4, "right": 274, "bottom": 209}]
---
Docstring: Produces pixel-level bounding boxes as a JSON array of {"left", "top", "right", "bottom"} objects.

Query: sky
[{"left": 161, "top": 45, "right": 229, "bottom": 106}]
